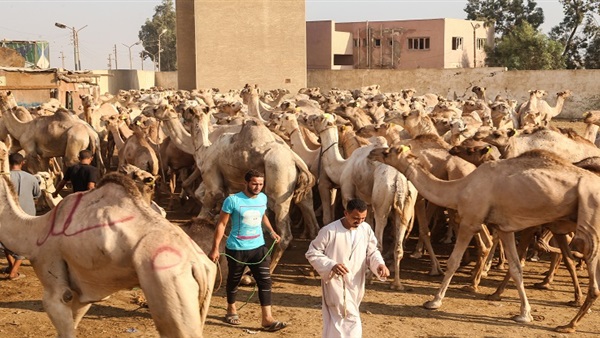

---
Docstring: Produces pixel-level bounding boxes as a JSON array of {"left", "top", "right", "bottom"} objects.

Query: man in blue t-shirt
[{"left": 209, "top": 169, "right": 288, "bottom": 332}]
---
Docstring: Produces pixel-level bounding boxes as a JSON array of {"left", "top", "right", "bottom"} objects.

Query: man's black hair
[
  {"left": 346, "top": 198, "right": 368, "bottom": 212},
  {"left": 78, "top": 149, "right": 93, "bottom": 160},
  {"left": 244, "top": 169, "right": 265, "bottom": 182},
  {"left": 8, "top": 153, "right": 24, "bottom": 166}
]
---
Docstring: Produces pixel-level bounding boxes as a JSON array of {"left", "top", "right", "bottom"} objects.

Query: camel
[
  {"left": 186, "top": 105, "right": 318, "bottom": 271},
  {"left": 369, "top": 146, "right": 600, "bottom": 333},
  {"left": 34, "top": 171, "right": 63, "bottom": 210},
  {"left": 304, "top": 114, "right": 417, "bottom": 289},
  {"left": 583, "top": 110, "right": 600, "bottom": 147},
  {"left": 117, "top": 116, "right": 160, "bottom": 177},
  {"left": 477, "top": 127, "right": 600, "bottom": 161},
  {"left": 119, "top": 164, "right": 166, "bottom": 217},
  {"left": 0, "top": 91, "right": 105, "bottom": 174},
  {"left": 0, "top": 137, "right": 216, "bottom": 338},
  {"left": 384, "top": 106, "right": 439, "bottom": 138}
]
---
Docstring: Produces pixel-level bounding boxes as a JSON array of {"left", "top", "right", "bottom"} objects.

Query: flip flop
[
  {"left": 224, "top": 313, "right": 241, "bottom": 325},
  {"left": 262, "top": 321, "right": 287, "bottom": 332},
  {"left": 9, "top": 273, "right": 25, "bottom": 281}
]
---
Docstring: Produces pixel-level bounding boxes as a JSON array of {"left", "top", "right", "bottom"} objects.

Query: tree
[
  {"left": 464, "top": 0, "right": 544, "bottom": 36},
  {"left": 584, "top": 30, "right": 600, "bottom": 68},
  {"left": 485, "top": 22, "right": 565, "bottom": 70},
  {"left": 138, "top": 0, "right": 176, "bottom": 71},
  {"left": 549, "top": 0, "right": 600, "bottom": 68}
]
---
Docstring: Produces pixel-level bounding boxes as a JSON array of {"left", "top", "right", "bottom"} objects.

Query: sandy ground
[{"left": 0, "top": 120, "right": 598, "bottom": 337}]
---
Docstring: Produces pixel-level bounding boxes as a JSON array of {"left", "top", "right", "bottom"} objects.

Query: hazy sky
[{"left": 0, "top": 0, "right": 565, "bottom": 70}]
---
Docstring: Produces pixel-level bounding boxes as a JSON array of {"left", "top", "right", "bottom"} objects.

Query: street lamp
[
  {"left": 122, "top": 41, "right": 141, "bottom": 69},
  {"left": 55, "top": 22, "right": 87, "bottom": 71},
  {"left": 157, "top": 28, "right": 167, "bottom": 72}
]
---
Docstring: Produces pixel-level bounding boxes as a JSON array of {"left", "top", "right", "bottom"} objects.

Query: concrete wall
[
  {"left": 307, "top": 68, "right": 600, "bottom": 118},
  {"left": 307, "top": 21, "right": 333, "bottom": 70},
  {"left": 176, "top": 0, "right": 307, "bottom": 92}
]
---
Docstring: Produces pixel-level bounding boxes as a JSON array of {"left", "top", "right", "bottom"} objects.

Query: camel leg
[
  {"left": 137, "top": 267, "right": 203, "bottom": 337},
  {"left": 533, "top": 252, "right": 561, "bottom": 290},
  {"left": 553, "top": 234, "right": 583, "bottom": 307},
  {"left": 487, "top": 227, "right": 537, "bottom": 301},
  {"left": 71, "top": 298, "right": 92, "bottom": 329},
  {"left": 37, "top": 263, "right": 78, "bottom": 338},
  {"left": 317, "top": 175, "right": 336, "bottom": 225},
  {"left": 497, "top": 230, "right": 533, "bottom": 323},
  {"left": 464, "top": 226, "right": 492, "bottom": 293},
  {"left": 295, "top": 190, "right": 319, "bottom": 239},
  {"left": 423, "top": 225, "right": 477, "bottom": 310},
  {"left": 412, "top": 197, "right": 443, "bottom": 276},
  {"left": 267, "top": 195, "right": 294, "bottom": 272},
  {"left": 556, "top": 256, "right": 600, "bottom": 333}
]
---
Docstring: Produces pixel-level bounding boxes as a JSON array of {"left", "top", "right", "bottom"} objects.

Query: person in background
[
  {"left": 53, "top": 149, "right": 99, "bottom": 197},
  {"left": 306, "top": 198, "right": 390, "bottom": 338},
  {"left": 2, "top": 153, "right": 41, "bottom": 280}
]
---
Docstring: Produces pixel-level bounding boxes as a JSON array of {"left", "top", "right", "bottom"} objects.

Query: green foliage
[
  {"left": 549, "top": 0, "right": 600, "bottom": 68},
  {"left": 138, "top": 0, "right": 176, "bottom": 71},
  {"left": 485, "top": 22, "right": 566, "bottom": 69},
  {"left": 464, "top": 0, "right": 544, "bottom": 36},
  {"left": 584, "top": 31, "right": 600, "bottom": 68}
]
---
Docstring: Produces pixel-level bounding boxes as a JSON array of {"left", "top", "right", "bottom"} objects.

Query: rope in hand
[{"left": 211, "top": 240, "right": 278, "bottom": 311}]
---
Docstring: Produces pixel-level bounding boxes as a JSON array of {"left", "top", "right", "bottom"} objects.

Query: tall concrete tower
[{"left": 176, "top": 0, "right": 307, "bottom": 92}]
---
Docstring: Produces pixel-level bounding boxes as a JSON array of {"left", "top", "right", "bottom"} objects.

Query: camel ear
[
  {"left": 583, "top": 111, "right": 591, "bottom": 118},
  {"left": 507, "top": 128, "right": 517, "bottom": 137}
]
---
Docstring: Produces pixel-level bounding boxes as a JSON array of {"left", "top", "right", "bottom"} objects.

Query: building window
[
  {"left": 477, "top": 38, "right": 487, "bottom": 50},
  {"left": 362, "top": 38, "right": 367, "bottom": 47},
  {"left": 388, "top": 39, "right": 393, "bottom": 46},
  {"left": 374, "top": 38, "right": 381, "bottom": 47},
  {"left": 452, "top": 37, "right": 463, "bottom": 50},
  {"left": 354, "top": 39, "right": 359, "bottom": 47},
  {"left": 334, "top": 54, "right": 354, "bottom": 66},
  {"left": 408, "top": 37, "right": 430, "bottom": 50}
]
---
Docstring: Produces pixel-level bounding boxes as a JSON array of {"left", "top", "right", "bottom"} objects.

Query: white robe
[{"left": 305, "top": 219, "right": 385, "bottom": 338}]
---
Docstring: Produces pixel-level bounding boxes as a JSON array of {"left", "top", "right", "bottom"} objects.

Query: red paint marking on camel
[
  {"left": 151, "top": 246, "right": 183, "bottom": 270},
  {"left": 37, "top": 193, "right": 134, "bottom": 246}
]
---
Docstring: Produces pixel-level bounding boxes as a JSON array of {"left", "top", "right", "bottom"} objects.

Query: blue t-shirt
[{"left": 222, "top": 191, "right": 268, "bottom": 250}]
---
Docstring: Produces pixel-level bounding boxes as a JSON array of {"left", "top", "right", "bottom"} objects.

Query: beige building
[
  {"left": 175, "top": 0, "right": 306, "bottom": 91},
  {"left": 307, "top": 18, "right": 494, "bottom": 70}
]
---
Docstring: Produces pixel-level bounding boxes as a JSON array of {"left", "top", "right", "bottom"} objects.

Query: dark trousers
[{"left": 226, "top": 245, "right": 272, "bottom": 306}]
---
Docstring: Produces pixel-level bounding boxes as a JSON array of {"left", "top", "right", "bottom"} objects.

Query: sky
[{"left": 0, "top": 0, "right": 566, "bottom": 71}]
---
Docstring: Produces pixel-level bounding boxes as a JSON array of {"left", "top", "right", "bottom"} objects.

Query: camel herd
[{"left": 0, "top": 82, "right": 600, "bottom": 336}]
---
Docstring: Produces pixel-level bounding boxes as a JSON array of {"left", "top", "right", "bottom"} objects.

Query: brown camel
[{"left": 369, "top": 146, "right": 600, "bottom": 333}]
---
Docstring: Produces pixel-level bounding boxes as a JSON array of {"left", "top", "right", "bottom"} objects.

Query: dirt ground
[{"left": 0, "top": 120, "right": 598, "bottom": 338}]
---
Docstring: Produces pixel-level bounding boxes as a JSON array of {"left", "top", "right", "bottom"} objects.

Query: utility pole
[
  {"left": 107, "top": 54, "right": 112, "bottom": 70},
  {"left": 54, "top": 22, "right": 87, "bottom": 71},
  {"left": 471, "top": 22, "right": 481, "bottom": 68},
  {"left": 158, "top": 28, "right": 167, "bottom": 72},
  {"left": 123, "top": 41, "right": 141, "bottom": 69},
  {"left": 113, "top": 44, "right": 118, "bottom": 69}
]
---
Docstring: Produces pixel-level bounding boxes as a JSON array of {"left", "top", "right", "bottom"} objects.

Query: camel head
[
  {"left": 583, "top": 111, "right": 600, "bottom": 126},
  {"left": 0, "top": 90, "right": 18, "bottom": 110},
  {"left": 383, "top": 109, "right": 408, "bottom": 126},
  {"left": 479, "top": 128, "right": 518, "bottom": 147},
  {"left": 356, "top": 124, "right": 385, "bottom": 139},
  {"left": 528, "top": 89, "right": 547, "bottom": 99},
  {"left": 401, "top": 88, "right": 417, "bottom": 100},
  {"left": 521, "top": 110, "right": 543, "bottom": 127},
  {"left": 277, "top": 112, "right": 300, "bottom": 134},
  {"left": 557, "top": 90, "right": 572, "bottom": 99},
  {"left": 34, "top": 171, "right": 57, "bottom": 192},
  {"left": 449, "top": 141, "right": 497, "bottom": 166},
  {"left": 119, "top": 164, "right": 158, "bottom": 204},
  {"left": 368, "top": 145, "right": 414, "bottom": 173},
  {"left": 303, "top": 113, "right": 336, "bottom": 134}
]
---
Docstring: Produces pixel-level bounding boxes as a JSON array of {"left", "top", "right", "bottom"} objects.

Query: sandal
[
  {"left": 262, "top": 321, "right": 287, "bottom": 332},
  {"left": 224, "top": 313, "right": 241, "bottom": 325},
  {"left": 9, "top": 273, "right": 25, "bottom": 281}
]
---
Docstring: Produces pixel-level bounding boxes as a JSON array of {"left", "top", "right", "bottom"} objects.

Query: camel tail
[{"left": 291, "top": 151, "right": 315, "bottom": 204}]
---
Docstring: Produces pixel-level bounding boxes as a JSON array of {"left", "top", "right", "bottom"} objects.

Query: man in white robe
[{"left": 306, "top": 198, "right": 389, "bottom": 338}]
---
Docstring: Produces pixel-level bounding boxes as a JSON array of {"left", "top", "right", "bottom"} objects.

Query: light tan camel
[
  {"left": 478, "top": 127, "right": 600, "bottom": 161},
  {"left": 0, "top": 91, "right": 105, "bottom": 173},
  {"left": 369, "top": 146, "right": 600, "bottom": 333},
  {"left": 583, "top": 110, "right": 600, "bottom": 147},
  {"left": 384, "top": 106, "right": 439, "bottom": 138},
  {"left": 186, "top": 105, "right": 318, "bottom": 270},
  {"left": 0, "top": 137, "right": 216, "bottom": 338},
  {"left": 304, "top": 114, "right": 417, "bottom": 289},
  {"left": 117, "top": 117, "right": 160, "bottom": 176},
  {"left": 34, "top": 171, "right": 63, "bottom": 210}
]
